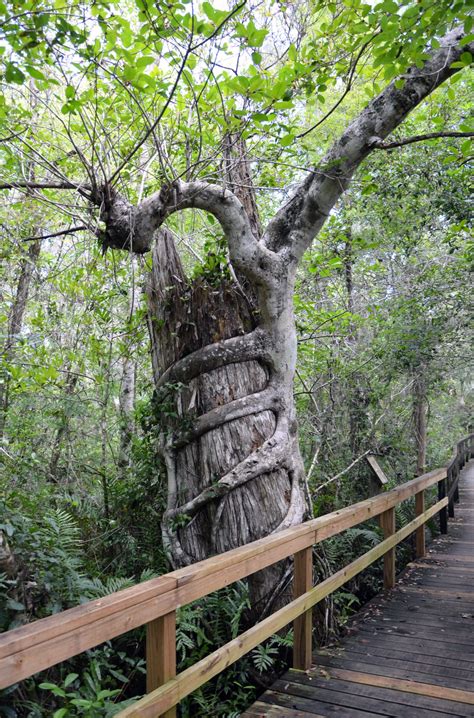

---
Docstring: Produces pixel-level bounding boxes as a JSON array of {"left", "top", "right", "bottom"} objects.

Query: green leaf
[
  {"left": 6, "top": 598, "right": 25, "bottom": 611},
  {"left": 63, "top": 672, "right": 79, "bottom": 687},
  {"left": 280, "top": 133, "right": 295, "bottom": 147},
  {"left": 25, "top": 66, "right": 47, "bottom": 81},
  {"left": 4, "top": 63, "right": 25, "bottom": 84},
  {"left": 70, "top": 698, "right": 92, "bottom": 707},
  {"left": 53, "top": 710, "right": 68, "bottom": 718},
  {"left": 39, "top": 683, "right": 66, "bottom": 697},
  {"left": 461, "top": 139, "right": 472, "bottom": 156},
  {"left": 65, "top": 85, "right": 75, "bottom": 99},
  {"left": 251, "top": 51, "right": 262, "bottom": 65}
]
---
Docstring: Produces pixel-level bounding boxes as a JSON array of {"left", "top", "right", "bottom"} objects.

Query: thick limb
[
  {"left": 172, "top": 386, "right": 280, "bottom": 449},
  {"left": 155, "top": 327, "right": 269, "bottom": 390},
  {"left": 264, "top": 27, "right": 474, "bottom": 259}
]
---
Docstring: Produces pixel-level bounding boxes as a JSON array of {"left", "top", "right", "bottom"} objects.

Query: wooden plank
[
  {"left": 320, "top": 667, "right": 474, "bottom": 705},
  {"left": 271, "top": 678, "right": 455, "bottom": 718},
  {"left": 293, "top": 547, "right": 313, "bottom": 670},
  {"left": 243, "top": 701, "right": 322, "bottom": 717},
  {"left": 115, "top": 499, "right": 447, "bottom": 717},
  {"left": 282, "top": 673, "right": 474, "bottom": 717},
  {"left": 0, "top": 578, "right": 179, "bottom": 689},
  {"left": 348, "top": 631, "right": 474, "bottom": 661},
  {"left": 146, "top": 612, "right": 176, "bottom": 718},
  {"left": 326, "top": 644, "right": 474, "bottom": 676},
  {"left": 398, "top": 585, "right": 474, "bottom": 600},
  {"left": 259, "top": 689, "right": 383, "bottom": 718},
  {"left": 0, "top": 468, "right": 448, "bottom": 688},
  {"left": 354, "top": 623, "right": 474, "bottom": 649},
  {"left": 379, "top": 507, "right": 395, "bottom": 589},
  {"left": 366, "top": 455, "right": 389, "bottom": 485},
  {"left": 361, "top": 610, "right": 474, "bottom": 632},
  {"left": 415, "top": 490, "right": 425, "bottom": 557},
  {"left": 314, "top": 650, "right": 474, "bottom": 689}
]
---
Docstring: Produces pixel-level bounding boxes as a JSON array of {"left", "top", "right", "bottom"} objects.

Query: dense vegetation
[{"left": 0, "top": 0, "right": 472, "bottom": 715}]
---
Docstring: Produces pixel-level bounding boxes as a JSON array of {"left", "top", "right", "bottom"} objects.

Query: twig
[
  {"left": 313, "top": 450, "right": 370, "bottom": 495},
  {"left": 370, "top": 131, "right": 474, "bottom": 150},
  {"left": 22, "top": 225, "right": 90, "bottom": 242}
]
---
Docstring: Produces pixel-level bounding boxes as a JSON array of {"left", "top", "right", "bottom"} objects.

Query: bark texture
[{"left": 146, "top": 230, "right": 302, "bottom": 610}]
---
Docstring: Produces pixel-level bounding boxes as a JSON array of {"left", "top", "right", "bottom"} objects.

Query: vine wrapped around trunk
[{"left": 146, "top": 229, "right": 309, "bottom": 611}]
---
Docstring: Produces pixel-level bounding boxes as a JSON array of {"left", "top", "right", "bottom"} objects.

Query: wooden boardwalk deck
[{"left": 244, "top": 460, "right": 474, "bottom": 718}]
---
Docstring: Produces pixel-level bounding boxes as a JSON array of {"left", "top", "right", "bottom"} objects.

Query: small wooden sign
[{"left": 366, "top": 454, "right": 389, "bottom": 486}]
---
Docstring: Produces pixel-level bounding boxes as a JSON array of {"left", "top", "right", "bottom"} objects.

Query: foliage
[{"left": 0, "top": 0, "right": 472, "bottom": 715}]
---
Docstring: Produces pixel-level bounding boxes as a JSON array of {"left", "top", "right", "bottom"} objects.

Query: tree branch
[
  {"left": 264, "top": 26, "right": 474, "bottom": 259},
  {"left": 22, "top": 225, "right": 91, "bottom": 242},
  {"left": 172, "top": 387, "right": 280, "bottom": 449},
  {"left": 155, "top": 327, "right": 269, "bottom": 390},
  {"left": 0, "top": 181, "right": 91, "bottom": 191},
  {"left": 313, "top": 450, "right": 371, "bottom": 496},
  {"left": 370, "top": 130, "right": 474, "bottom": 150},
  {"left": 296, "top": 34, "right": 378, "bottom": 141},
  {"left": 101, "top": 180, "right": 275, "bottom": 282}
]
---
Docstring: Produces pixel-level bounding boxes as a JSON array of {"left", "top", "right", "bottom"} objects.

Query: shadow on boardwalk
[{"left": 244, "top": 460, "right": 474, "bottom": 718}]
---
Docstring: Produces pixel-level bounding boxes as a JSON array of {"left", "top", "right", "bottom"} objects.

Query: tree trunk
[
  {"left": 146, "top": 230, "right": 307, "bottom": 614},
  {"left": 342, "top": 232, "right": 370, "bottom": 488},
  {"left": 49, "top": 372, "right": 78, "bottom": 480},
  {"left": 117, "top": 274, "right": 140, "bottom": 480},
  {"left": 0, "top": 238, "right": 41, "bottom": 439},
  {"left": 413, "top": 372, "right": 427, "bottom": 476},
  {"left": 0, "top": 84, "right": 41, "bottom": 439}
]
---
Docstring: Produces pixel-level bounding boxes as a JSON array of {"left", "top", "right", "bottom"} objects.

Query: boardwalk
[{"left": 244, "top": 460, "right": 474, "bottom": 718}]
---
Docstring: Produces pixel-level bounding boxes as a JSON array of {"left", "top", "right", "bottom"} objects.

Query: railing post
[
  {"left": 146, "top": 611, "right": 177, "bottom": 718},
  {"left": 438, "top": 477, "right": 448, "bottom": 534},
  {"left": 448, "top": 464, "right": 455, "bottom": 518},
  {"left": 379, "top": 508, "right": 396, "bottom": 589},
  {"left": 415, "top": 490, "right": 425, "bottom": 558},
  {"left": 293, "top": 547, "right": 313, "bottom": 670}
]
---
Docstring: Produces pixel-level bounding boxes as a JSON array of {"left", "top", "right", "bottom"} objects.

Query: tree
[{"left": 1, "top": 1, "right": 472, "bottom": 613}]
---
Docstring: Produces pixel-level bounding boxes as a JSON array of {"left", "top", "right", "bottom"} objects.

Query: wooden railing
[{"left": 1, "top": 434, "right": 473, "bottom": 717}]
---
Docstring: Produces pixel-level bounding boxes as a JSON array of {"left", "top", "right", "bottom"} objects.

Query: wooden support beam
[
  {"left": 415, "top": 490, "right": 425, "bottom": 558},
  {"left": 438, "top": 477, "right": 448, "bottom": 534},
  {"left": 379, "top": 508, "right": 396, "bottom": 589},
  {"left": 146, "top": 612, "right": 177, "bottom": 718},
  {"left": 366, "top": 455, "right": 389, "bottom": 486},
  {"left": 293, "top": 547, "right": 313, "bottom": 670}
]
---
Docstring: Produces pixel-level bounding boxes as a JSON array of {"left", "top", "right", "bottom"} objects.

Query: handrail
[{"left": 0, "top": 433, "right": 472, "bottom": 717}]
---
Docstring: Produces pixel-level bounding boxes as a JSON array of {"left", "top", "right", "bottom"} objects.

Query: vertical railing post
[
  {"left": 146, "top": 611, "right": 177, "bottom": 718},
  {"left": 438, "top": 477, "right": 448, "bottom": 534},
  {"left": 448, "top": 464, "right": 455, "bottom": 518},
  {"left": 415, "top": 490, "right": 425, "bottom": 558},
  {"left": 293, "top": 547, "right": 313, "bottom": 670},
  {"left": 379, "top": 508, "right": 396, "bottom": 589},
  {"left": 454, "top": 454, "right": 460, "bottom": 504}
]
